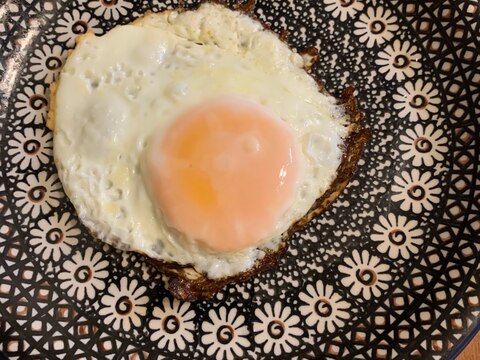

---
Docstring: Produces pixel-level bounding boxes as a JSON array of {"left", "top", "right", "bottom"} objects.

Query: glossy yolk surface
[{"left": 146, "top": 97, "right": 300, "bottom": 252}]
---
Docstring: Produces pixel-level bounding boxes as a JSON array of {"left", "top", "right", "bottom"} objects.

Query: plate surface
[{"left": 0, "top": 0, "right": 479, "bottom": 359}]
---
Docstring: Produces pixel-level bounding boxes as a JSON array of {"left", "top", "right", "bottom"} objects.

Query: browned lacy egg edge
[{"left": 47, "top": 1, "right": 370, "bottom": 301}]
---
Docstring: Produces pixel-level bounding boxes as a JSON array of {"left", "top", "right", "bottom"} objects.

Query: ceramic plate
[{"left": 0, "top": 0, "right": 479, "bottom": 359}]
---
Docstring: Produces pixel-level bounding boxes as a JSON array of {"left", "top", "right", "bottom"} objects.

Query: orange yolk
[{"left": 146, "top": 97, "right": 300, "bottom": 252}]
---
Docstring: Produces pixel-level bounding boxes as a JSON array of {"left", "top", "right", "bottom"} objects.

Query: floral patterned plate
[{"left": 0, "top": 0, "right": 479, "bottom": 359}]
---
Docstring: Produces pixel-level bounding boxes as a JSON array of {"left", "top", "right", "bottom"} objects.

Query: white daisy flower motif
[
  {"left": 58, "top": 247, "right": 109, "bottom": 301},
  {"left": 14, "top": 84, "right": 49, "bottom": 125},
  {"left": 201, "top": 306, "right": 250, "bottom": 360},
  {"left": 13, "top": 171, "right": 64, "bottom": 218},
  {"left": 323, "top": 0, "right": 364, "bottom": 22},
  {"left": 371, "top": 214, "right": 424, "bottom": 260},
  {"left": 29, "top": 212, "right": 80, "bottom": 262},
  {"left": 30, "top": 45, "right": 66, "bottom": 84},
  {"left": 299, "top": 280, "right": 350, "bottom": 333},
  {"left": 56, "top": 9, "right": 102, "bottom": 47},
  {"left": 339, "top": 249, "right": 392, "bottom": 300},
  {"left": 391, "top": 169, "right": 442, "bottom": 214},
  {"left": 88, "top": 0, "right": 134, "bottom": 21},
  {"left": 149, "top": 298, "right": 196, "bottom": 351},
  {"left": 254, "top": 301, "right": 303, "bottom": 356},
  {"left": 393, "top": 79, "right": 442, "bottom": 122},
  {"left": 353, "top": 7, "right": 399, "bottom": 48},
  {"left": 399, "top": 123, "right": 449, "bottom": 167},
  {"left": 375, "top": 39, "right": 422, "bottom": 81},
  {"left": 7, "top": 128, "right": 52, "bottom": 171},
  {"left": 99, "top": 277, "right": 149, "bottom": 332}
]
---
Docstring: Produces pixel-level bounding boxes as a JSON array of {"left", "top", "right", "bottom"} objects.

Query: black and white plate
[{"left": 0, "top": 0, "right": 479, "bottom": 359}]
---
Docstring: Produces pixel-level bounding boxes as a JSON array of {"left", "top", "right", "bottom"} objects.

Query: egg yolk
[{"left": 146, "top": 97, "right": 300, "bottom": 252}]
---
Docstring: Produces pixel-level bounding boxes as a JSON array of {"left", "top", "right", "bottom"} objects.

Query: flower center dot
[
  {"left": 23, "top": 139, "right": 41, "bottom": 155},
  {"left": 409, "top": 94, "right": 428, "bottom": 109},
  {"left": 267, "top": 320, "right": 285, "bottom": 339},
  {"left": 115, "top": 296, "right": 133, "bottom": 315},
  {"left": 217, "top": 325, "right": 234, "bottom": 345},
  {"left": 315, "top": 299, "right": 333, "bottom": 317},
  {"left": 101, "top": 0, "right": 118, "bottom": 7},
  {"left": 408, "top": 185, "right": 426, "bottom": 201},
  {"left": 388, "top": 229, "right": 407, "bottom": 246},
  {"left": 393, "top": 54, "right": 410, "bottom": 69},
  {"left": 72, "top": 21, "right": 88, "bottom": 35},
  {"left": 74, "top": 265, "right": 93, "bottom": 282},
  {"left": 340, "top": 0, "right": 354, "bottom": 7},
  {"left": 46, "top": 57, "right": 62, "bottom": 70},
  {"left": 414, "top": 137, "right": 433, "bottom": 153},
  {"left": 356, "top": 268, "right": 377, "bottom": 286},
  {"left": 29, "top": 95, "right": 48, "bottom": 110},
  {"left": 46, "top": 228, "right": 64, "bottom": 245},
  {"left": 162, "top": 315, "right": 180, "bottom": 334},
  {"left": 28, "top": 185, "right": 46, "bottom": 202},
  {"left": 370, "top": 20, "right": 386, "bottom": 34}
]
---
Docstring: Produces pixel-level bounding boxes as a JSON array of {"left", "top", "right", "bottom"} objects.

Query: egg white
[{"left": 52, "top": 3, "right": 348, "bottom": 279}]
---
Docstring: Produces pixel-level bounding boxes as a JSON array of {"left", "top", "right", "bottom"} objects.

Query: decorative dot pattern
[{"left": 0, "top": 0, "right": 479, "bottom": 359}]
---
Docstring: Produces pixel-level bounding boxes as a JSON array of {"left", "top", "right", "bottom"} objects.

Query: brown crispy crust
[
  {"left": 147, "top": 242, "right": 289, "bottom": 301},
  {"left": 289, "top": 87, "right": 369, "bottom": 232},
  {"left": 49, "top": 3, "right": 370, "bottom": 301}
]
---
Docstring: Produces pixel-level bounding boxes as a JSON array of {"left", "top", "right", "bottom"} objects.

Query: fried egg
[{"left": 51, "top": 3, "right": 349, "bottom": 279}]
